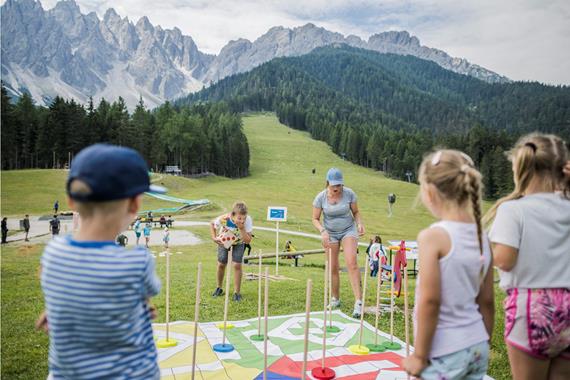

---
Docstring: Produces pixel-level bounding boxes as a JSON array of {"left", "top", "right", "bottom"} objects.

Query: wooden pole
[
  {"left": 328, "top": 248, "right": 333, "bottom": 328},
  {"left": 404, "top": 266, "right": 410, "bottom": 355},
  {"left": 263, "top": 267, "right": 269, "bottom": 380},
  {"left": 358, "top": 255, "right": 369, "bottom": 346},
  {"left": 321, "top": 260, "right": 328, "bottom": 369},
  {"left": 257, "top": 249, "right": 263, "bottom": 337},
  {"left": 275, "top": 221, "right": 280, "bottom": 275},
  {"left": 301, "top": 279, "right": 312, "bottom": 380},
  {"left": 390, "top": 259, "right": 395, "bottom": 343},
  {"left": 221, "top": 247, "right": 232, "bottom": 345},
  {"left": 191, "top": 263, "right": 202, "bottom": 380},
  {"left": 165, "top": 247, "right": 171, "bottom": 340},
  {"left": 374, "top": 263, "right": 382, "bottom": 346}
]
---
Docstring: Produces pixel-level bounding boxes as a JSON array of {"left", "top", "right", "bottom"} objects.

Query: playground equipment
[{"left": 142, "top": 192, "right": 209, "bottom": 214}]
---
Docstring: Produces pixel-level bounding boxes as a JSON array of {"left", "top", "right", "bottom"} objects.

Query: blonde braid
[{"left": 462, "top": 165, "right": 485, "bottom": 280}]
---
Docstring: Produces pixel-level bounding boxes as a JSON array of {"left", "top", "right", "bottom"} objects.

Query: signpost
[{"left": 267, "top": 206, "right": 287, "bottom": 275}]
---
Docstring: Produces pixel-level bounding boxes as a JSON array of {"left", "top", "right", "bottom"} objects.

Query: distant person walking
[
  {"left": 23, "top": 215, "right": 31, "bottom": 241},
  {"left": 49, "top": 215, "right": 61, "bottom": 236},
  {"left": 133, "top": 217, "right": 142, "bottom": 245},
  {"left": 54, "top": 200, "right": 59, "bottom": 214},
  {"left": 143, "top": 223, "right": 152, "bottom": 248},
  {"left": 1, "top": 217, "right": 8, "bottom": 244},
  {"left": 163, "top": 227, "right": 170, "bottom": 249}
]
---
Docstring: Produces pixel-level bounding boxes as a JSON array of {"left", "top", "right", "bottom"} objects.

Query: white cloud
[{"left": 31, "top": 0, "right": 570, "bottom": 84}]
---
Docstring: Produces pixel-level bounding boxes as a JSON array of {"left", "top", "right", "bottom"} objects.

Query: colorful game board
[{"left": 155, "top": 310, "right": 412, "bottom": 379}]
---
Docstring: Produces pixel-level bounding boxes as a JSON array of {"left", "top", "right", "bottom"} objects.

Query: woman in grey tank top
[{"left": 312, "top": 168, "right": 365, "bottom": 318}]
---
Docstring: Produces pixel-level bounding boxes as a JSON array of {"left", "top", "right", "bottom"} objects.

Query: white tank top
[{"left": 414, "top": 221, "right": 492, "bottom": 358}]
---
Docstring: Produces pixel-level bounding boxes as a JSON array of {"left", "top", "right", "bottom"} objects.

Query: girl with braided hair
[
  {"left": 486, "top": 133, "right": 570, "bottom": 380},
  {"left": 403, "top": 150, "right": 494, "bottom": 380}
]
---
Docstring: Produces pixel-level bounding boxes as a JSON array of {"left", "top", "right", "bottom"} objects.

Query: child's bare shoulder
[{"left": 417, "top": 226, "right": 451, "bottom": 257}]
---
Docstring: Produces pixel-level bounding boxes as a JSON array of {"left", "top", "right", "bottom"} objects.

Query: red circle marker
[{"left": 311, "top": 367, "right": 335, "bottom": 380}]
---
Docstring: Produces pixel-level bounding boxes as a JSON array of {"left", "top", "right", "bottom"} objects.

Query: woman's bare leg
[{"left": 342, "top": 236, "right": 362, "bottom": 302}]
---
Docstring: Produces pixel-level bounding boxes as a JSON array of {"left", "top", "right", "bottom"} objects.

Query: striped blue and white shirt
[{"left": 41, "top": 235, "right": 161, "bottom": 379}]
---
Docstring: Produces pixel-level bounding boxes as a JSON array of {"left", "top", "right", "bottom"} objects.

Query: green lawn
[{"left": 0, "top": 113, "right": 510, "bottom": 379}]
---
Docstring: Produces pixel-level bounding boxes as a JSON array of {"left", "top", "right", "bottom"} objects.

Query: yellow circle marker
[
  {"left": 217, "top": 323, "right": 234, "bottom": 329},
  {"left": 348, "top": 344, "right": 370, "bottom": 355},
  {"left": 156, "top": 338, "right": 178, "bottom": 348}
]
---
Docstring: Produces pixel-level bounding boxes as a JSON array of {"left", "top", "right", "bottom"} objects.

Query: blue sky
[{"left": 36, "top": 0, "right": 570, "bottom": 84}]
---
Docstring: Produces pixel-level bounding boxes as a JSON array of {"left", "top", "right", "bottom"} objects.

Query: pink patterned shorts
[{"left": 504, "top": 288, "right": 570, "bottom": 360}]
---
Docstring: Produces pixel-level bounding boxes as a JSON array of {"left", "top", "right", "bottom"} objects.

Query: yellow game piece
[{"left": 348, "top": 344, "right": 370, "bottom": 355}]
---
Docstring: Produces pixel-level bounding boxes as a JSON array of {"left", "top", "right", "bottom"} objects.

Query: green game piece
[
  {"left": 326, "top": 326, "right": 341, "bottom": 333},
  {"left": 382, "top": 341, "right": 402, "bottom": 350},
  {"left": 366, "top": 343, "right": 386, "bottom": 352},
  {"left": 250, "top": 334, "right": 266, "bottom": 341}
]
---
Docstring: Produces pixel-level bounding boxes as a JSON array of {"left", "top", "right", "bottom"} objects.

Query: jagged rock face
[
  {"left": 1, "top": 0, "right": 508, "bottom": 108},
  {"left": 1, "top": 0, "right": 211, "bottom": 107},
  {"left": 204, "top": 26, "right": 508, "bottom": 85}
]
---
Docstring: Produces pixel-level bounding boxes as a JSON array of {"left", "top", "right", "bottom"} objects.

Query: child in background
[
  {"left": 133, "top": 217, "right": 142, "bottom": 245},
  {"left": 143, "top": 222, "right": 152, "bottom": 248},
  {"left": 403, "top": 149, "right": 494, "bottom": 380},
  {"left": 163, "top": 227, "right": 170, "bottom": 249},
  {"left": 368, "top": 235, "right": 384, "bottom": 277},
  {"left": 485, "top": 133, "right": 570, "bottom": 380},
  {"left": 210, "top": 202, "right": 253, "bottom": 302},
  {"left": 36, "top": 144, "right": 162, "bottom": 379}
]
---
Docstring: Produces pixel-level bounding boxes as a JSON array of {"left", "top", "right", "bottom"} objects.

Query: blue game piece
[{"left": 213, "top": 343, "right": 234, "bottom": 352}]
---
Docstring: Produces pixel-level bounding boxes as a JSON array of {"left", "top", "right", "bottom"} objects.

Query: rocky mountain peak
[{"left": 1, "top": 0, "right": 509, "bottom": 109}]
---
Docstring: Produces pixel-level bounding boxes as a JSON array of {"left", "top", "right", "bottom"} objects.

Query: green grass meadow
[{"left": 0, "top": 113, "right": 509, "bottom": 379}]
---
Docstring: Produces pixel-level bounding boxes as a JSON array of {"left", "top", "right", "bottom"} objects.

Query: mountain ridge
[{"left": 1, "top": 0, "right": 508, "bottom": 108}]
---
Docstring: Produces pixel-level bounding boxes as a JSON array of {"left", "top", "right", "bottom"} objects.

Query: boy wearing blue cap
[{"left": 36, "top": 144, "right": 163, "bottom": 379}]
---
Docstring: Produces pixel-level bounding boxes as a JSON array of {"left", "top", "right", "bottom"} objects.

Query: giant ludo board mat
[{"left": 153, "top": 310, "right": 494, "bottom": 379}]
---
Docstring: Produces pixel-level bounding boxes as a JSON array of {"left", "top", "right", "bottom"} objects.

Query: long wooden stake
[
  {"left": 275, "top": 221, "right": 280, "bottom": 275},
  {"left": 263, "top": 267, "right": 269, "bottom": 380},
  {"left": 221, "top": 247, "right": 232, "bottom": 345},
  {"left": 390, "top": 259, "right": 395, "bottom": 343},
  {"left": 374, "top": 263, "right": 382, "bottom": 346},
  {"left": 257, "top": 250, "right": 263, "bottom": 336},
  {"left": 328, "top": 248, "right": 333, "bottom": 328},
  {"left": 321, "top": 260, "right": 328, "bottom": 369},
  {"left": 404, "top": 266, "right": 410, "bottom": 355},
  {"left": 358, "top": 255, "right": 369, "bottom": 346},
  {"left": 301, "top": 279, "right": 312, "bottom": 380},
  {"left": 191, "top": 263, "right": 202, "bottom": 380},
  {"left": 165, "top": 247, "right": 171, "bottom": 340}
]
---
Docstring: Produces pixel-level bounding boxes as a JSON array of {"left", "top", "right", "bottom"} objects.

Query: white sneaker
[
  {"left": 352, "top": 300, "right": 363, "bottom": 318},
  {"left": 328, "top": 297, "right": 341, "bottom": 309}
]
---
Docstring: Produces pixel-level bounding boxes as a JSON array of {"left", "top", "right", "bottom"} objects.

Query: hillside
[
  {"left": 180, "top": 45, "right": 570, "bottom": 137},
  {"left": 177, "top": 45, "right": 569, "bottom": 195},
  {"left": 1, "top": 113, "right": 434, "bottom": 240}
]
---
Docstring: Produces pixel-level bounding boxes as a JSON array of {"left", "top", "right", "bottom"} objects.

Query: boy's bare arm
[
  {"left": 145, "top": 299, "right": 157, "bottom": 320},
  {"left": 36, "top": 311, "right": 49, "bottom": 333}
]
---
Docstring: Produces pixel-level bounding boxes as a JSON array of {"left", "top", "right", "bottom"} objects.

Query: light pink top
[{"left": 414, "top": 221, "right": 491, "bottom": 358}]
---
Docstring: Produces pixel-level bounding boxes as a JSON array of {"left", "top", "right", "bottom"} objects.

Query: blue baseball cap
[
  {"left": 326, "top": 168, "right": 344, "bottom": 186},
  {"left": 67, "top": 144, "right": 166, "bottom": 202}
]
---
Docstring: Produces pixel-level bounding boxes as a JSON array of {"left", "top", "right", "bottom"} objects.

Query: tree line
[{"left": 1, "top": 86, "right": 249, "bottom": 178}]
